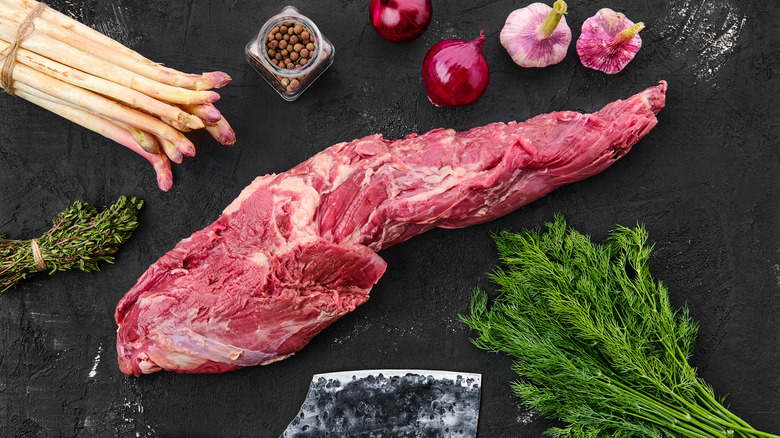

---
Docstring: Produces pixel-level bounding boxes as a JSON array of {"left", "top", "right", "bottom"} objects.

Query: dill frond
[{"left": 462, "top": 215, "right": 778, "bottom": 438}]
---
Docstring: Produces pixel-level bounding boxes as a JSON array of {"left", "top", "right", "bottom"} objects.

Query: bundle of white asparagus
[{"left": 0, "top": 0, "right": 235, "bottom": 191}]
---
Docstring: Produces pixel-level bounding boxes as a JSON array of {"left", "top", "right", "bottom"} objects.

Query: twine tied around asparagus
[
  {"left": 29, "top": 239, "right": 47, "bottom": 271},
  {"left": 0, "top": 2, "right": 47, "bottom": 94}
]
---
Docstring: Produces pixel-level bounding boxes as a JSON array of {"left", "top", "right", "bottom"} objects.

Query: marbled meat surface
[{"left": 115, "top": 82, "right": 667, "bottom": 376}]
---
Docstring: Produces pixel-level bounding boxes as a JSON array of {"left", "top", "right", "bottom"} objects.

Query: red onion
[
  {"left": 421, "top": 31, "right": 490, "bottom": 107},
  {"left": 369, "top": 0, "right": 432, "bottom": 43}
]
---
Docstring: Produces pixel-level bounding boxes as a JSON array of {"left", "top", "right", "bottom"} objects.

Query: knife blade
[{"left": 280, "top": 369, "right": 482, "bottom": 437}]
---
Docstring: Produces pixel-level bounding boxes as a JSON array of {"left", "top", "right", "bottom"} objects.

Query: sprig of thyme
[
  {"left": 461, "top": 216, "right": 778, "bottom": 438},
  {"left": 1, "top": 196, "right": 143, "bottom": 291}
]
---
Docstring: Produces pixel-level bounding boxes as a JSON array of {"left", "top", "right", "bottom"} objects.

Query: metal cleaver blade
[{"left": 280, "top": 369, "right": 482, "bottom": 437}]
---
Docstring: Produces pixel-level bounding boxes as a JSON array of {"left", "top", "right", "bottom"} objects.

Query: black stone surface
[
  {"left": 280, "top": 370, "right": 481, "bottom": 437},
  {"left": 0, "top": 0, "right": 778, "bottom": 437}
]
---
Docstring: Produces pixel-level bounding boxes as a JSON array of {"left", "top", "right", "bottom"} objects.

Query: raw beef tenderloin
[{"left": 116, "top": 81, "right": 667, "bottom": 375}]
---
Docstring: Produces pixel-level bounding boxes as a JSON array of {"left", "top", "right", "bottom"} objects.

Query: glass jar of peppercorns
[{"left": 246, "top": 6, "right": 334, "bottom": 101}]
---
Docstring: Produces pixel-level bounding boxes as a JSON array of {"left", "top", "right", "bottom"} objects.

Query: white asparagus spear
[
  {"left": 3, "top": 0, "right": 149, "bottom": 60},
  {"left": 10, "top": 63, "right": 196, "bottom": 156},
  {"left": 180, "top": 103, "right": 222, "bottom": 124},
  {"left": 161, "top": 117, "right": 192, "bottom": 132},
  {"left": 15, "top": 86, "right": 173, "bottom": 191},
  {"left": 0, "top": 17, "right": 220, "bottom": 104},
  {"left": 17, "top": 83, "right": 161, "bottom": 155},
  {"left": 178, "top": 104, "right": 234, "bottom": 145},
  {"left": 0, "top": 1, "right": 229, "bottom": 90},
  {"left": 0, "top": 38, "right": 204, "bottom": 130},
  {"left": 1, "top": 0, "right": 231, "bottom": 89},
  {"left": 204, "top": 117, "right": 236, "bottom": 146},
  {"left": 117, "top": 122, "right": 160, "bottom": 154},
  {"left": 155, "top": 136, "right": 183, "bottom": 164}
]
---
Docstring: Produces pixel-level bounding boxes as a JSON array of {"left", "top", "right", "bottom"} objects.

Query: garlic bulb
[
  {"left": 576, "top": 8, "right": 644, "bottom": 74},
  {"left": 500, "top": 1, "right": 571, "bottom": 68}
]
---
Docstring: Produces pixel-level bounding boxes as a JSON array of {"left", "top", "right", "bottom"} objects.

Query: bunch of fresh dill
[
  {"left": 0, "top": 196, "right": 143, "bottom": 291},
  {"left": 462, "top": 216, "right": 777, "bottom": 438}
]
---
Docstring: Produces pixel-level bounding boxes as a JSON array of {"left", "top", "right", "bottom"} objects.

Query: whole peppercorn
[{"left": 257, "top": 20, "right": 328, "bottom": 96}]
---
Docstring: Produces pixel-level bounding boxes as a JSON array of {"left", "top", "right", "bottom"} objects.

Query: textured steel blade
[{"left": 280, "top": 369, "right": 482, "bottom": 437}]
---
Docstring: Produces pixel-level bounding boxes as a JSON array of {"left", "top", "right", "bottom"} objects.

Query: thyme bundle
[
  {"left": 1, "top": 196, "right": 143, "bottom": 291},
  {"left": 462, "top": 216, "right": 777, "bottom": 438}
]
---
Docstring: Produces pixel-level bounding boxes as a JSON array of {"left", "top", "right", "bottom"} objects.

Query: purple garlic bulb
[
  {"left": 576, "top": 8, "right": 644, "bottom": 74},
  {"left": 500, "top": 1, "right": 571, "bottom": 68}
]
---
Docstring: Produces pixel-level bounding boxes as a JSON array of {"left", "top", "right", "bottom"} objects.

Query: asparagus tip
[
  {"left": 204, "top": 91, "right": 221, "bottom": 103},
  {"left": 197, "top": 105, "right": 223, "bottom": 124},
  {"left": 179, "top": 141, "right": 197, "bottom": 157},
  {"left": 157, "top": 170, "right": 173, "bottom": 191},
  {"left": 205, "top": 118, "right": 236, "bottom": 146},
  {"left": 166, "top": 148, "right": 184, "bottom": 164},
  {"left": 204, "top": 72, "right": 232, "bottom": 89},
  {"left": 181, "top": 113, "right": 205, "bottom": 130}
]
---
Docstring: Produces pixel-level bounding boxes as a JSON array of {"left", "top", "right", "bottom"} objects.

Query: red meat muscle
[{"left": 116, "top": 82, "right": 667, "bottom": 376}]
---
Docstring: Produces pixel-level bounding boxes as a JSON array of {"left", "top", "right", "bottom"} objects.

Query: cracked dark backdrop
[{"left": 1, "top": 0, "right": 779, "bottom": 436}]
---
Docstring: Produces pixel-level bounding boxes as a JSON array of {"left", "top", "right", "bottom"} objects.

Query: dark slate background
[{"left": 1, "top": 0, "right": 779, "bottom": 436}]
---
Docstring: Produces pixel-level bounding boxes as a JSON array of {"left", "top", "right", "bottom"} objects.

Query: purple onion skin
[
  {"left": 370, "top": 0, "right": 432, "bottom": 43},
  {"left": 422, "top": 32, "right": 490, "bottom": 107}
]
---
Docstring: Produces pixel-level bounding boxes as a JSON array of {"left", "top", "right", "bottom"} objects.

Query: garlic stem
[
  {"left": 611, "top": 22, "right": 645, "bottom": 46},
  {"left": 536, "top": 0, "right": 568, "bottom": 40}
]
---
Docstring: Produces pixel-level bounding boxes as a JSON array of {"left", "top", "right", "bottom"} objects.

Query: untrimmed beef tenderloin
[{"left": 116, "top": 81, "right": 667, "bottom": 376}]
